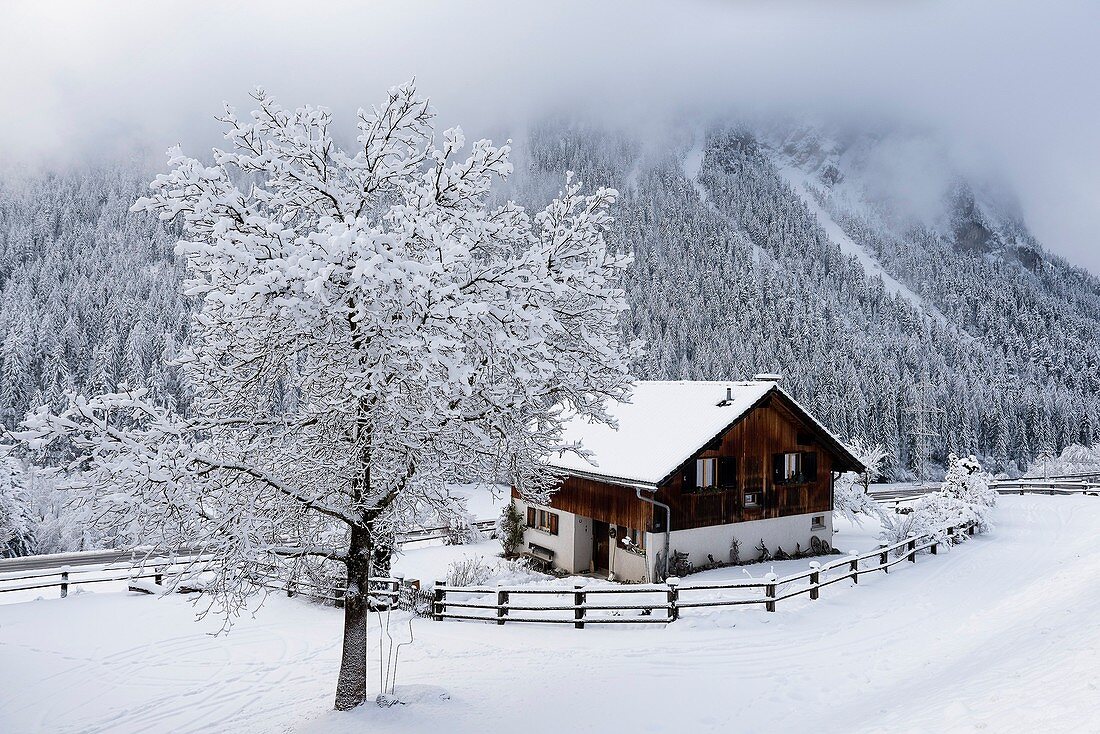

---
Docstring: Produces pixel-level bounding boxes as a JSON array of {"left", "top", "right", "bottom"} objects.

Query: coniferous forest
[{"left": 2, "top": 123, "right": 1098, "bottom": 479}]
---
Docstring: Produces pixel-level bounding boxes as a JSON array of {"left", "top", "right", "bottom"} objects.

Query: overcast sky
[{"left": 2, "top": 0, "right": 1097, "bottom": 270}]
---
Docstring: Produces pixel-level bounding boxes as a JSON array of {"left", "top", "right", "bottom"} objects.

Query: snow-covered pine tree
[
  {"left": 15, "top": 82, "right": 638, "bottom": 710},
  {"left": 0, "top": 444, "right": 33, "bottom": 556}
]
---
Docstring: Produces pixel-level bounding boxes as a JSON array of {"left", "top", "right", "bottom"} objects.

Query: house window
[
  {"left": 743, "top": 490, "right": 761, "bottom": 508},
  {"left": 696, "top": 458, "right": 716, "bottom": 488},
  {"left": 526, "top": 507, "right": 559, "bottom": 535},
  {"left": 811, "top": 515, "right": 826, "bottom": 530},
  {"left": 773, "top": 451, "right": 818, "bottom": 484},
  {"left": 690, "top": 457, "right": 736, "bottom": 491}
]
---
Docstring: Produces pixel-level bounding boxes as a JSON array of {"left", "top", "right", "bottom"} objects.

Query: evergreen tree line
[{"left": 3, "top": 122, "right": 1100, "bottom": 478}]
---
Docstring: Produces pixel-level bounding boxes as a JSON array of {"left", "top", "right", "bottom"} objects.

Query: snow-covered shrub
[
  {"left": 446, "top": 556, "right": 493, "bottom": 587},
  {"left": 443, "top": 515, "right": 483, "bottom": 546},
  {"left": 940, "top": 454, "right": 996, "bottom": 510},
  {"left": 497, "top": 502, "right": 525, "bottom": 557},
  {"left": 880, "top": 455, "right": 995, "bottom": 547}
]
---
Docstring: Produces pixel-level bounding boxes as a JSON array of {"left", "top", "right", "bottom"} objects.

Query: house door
[{"left": 592, "top": 520, "right": 610, "bottom": 573}]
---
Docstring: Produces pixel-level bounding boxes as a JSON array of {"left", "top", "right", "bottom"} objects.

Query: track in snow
[{"left": 1, "top": 495, "right": 1097, "bottom": 734}]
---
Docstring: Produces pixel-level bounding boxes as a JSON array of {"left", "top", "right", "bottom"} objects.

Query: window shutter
[
  {"left": 549, "top": 513, "right": 559, "bottom": 536},
  {"left": 804, "top": 452, "right": 818, "bottom": 481},
  {"left": 772, "top": 454, "right": 784, "bottom": 483},
  {"left": 683, "top": 463, "right": 696, "bottom": 490},
  {"left": 718, "top": 457, "right": 736, "bottom": 487},
  {"left": 527, "top": 507, "right": 535, "bottom": 527}
]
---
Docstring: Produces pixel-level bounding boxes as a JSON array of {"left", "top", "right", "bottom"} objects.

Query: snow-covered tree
[
  {"left": 832, "top": 438, "right": 891, "bottom": 525},
  {"left": 849, "top": 438, "right": 889, "bottom": 493},
  {"left": 940, "top": 453, "right": 996, "bottom": 514},
  {"left": 880, "top": 453, "right": 995, "bottom": 545},
  {"left": 16, "top": 82, "right": 638, "bottom": 710},
  {"left": 0, "top": 444, "right": 33, "bottom": 556}
]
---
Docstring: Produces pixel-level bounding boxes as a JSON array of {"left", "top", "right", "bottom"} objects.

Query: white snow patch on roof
[{"left": 548, "top": 381, "right": 775, "bottom": 485}]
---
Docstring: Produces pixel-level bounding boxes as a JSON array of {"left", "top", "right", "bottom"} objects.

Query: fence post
[
  {"left": 497, "top": 582, "right": 509, "bottom": 626},
  {"left": 393, "top": 573, "right": 404, "bottom": 611},
  {"left": 666, "top": 576, "right": 680, "bottom": 622},
  {"left": 930, "top": 538, "right": 939, "bottom": 555},
  {"left": 809, "top": 562, "right": 820, "bottom": 600},
  {"left": 967, "top": 523, "right": 976, "bottom": 536},
  {"left": 878, "top": 542, "right": 888, "bottom": 571},
  {"left": 60, "top": 566, "right": 70, "bottom": 599},
  {"left": 907, "top": 535, "right": 917, "bottom": 562},
  {"left": 574, "top": 584, "right": 586, "bottom": 629},
  {"left": 947, "top": 525, "right": 955, "bottom": 544},
  {"left": 154, "top": 566, "right": 163, "bottom": 586},
  {"left": 432, "top": 580, "right": 446, "bottom": 621},
  {"left": 765, "top": 573, "right": 777, "bottom": 612},
  {"left": 848, "top": 550, "right": 859, "bottom": 584}
]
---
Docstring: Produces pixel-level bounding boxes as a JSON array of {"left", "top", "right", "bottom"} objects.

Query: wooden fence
[
  {"left": 993, "top": 480, "right": 1100, "bottom": 495},
  {"left": 0, "top": 552, "right": 407, "bottom": 610},
  {"left": 430, "top": 523, "right": 977, "bottom": 627},
  {"left": 0, "top": 552, "right": 215, "bottom": 598}
]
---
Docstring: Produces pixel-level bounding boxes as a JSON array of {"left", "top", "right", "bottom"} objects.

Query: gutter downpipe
[{"left": 636, "top": 487, "right": 671, "bottom": 581}]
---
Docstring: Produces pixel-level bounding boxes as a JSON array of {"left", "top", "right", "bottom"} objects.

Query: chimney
[
  {"left": 725, "top": 386, "right": 733, "bottom": 401},
  {"left": 753, "top": 373, "right": 783, "bottom": 383}
]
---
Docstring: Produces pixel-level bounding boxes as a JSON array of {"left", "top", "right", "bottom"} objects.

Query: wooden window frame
[
  {"left": 532, "top": 508, "right": 558, "bottom": 535},
  {"left": 743, "top": 490, "right": 761, "bottom": 508},
  {"left": 773, "top": 451, "right": 818, "bottom": 486},
  {"left": 696, "top": 457, "right": 717, "bottom": 489}
]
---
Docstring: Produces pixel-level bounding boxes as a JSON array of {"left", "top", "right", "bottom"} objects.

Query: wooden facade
[{"left": 517, "top": 390, "right": 859, "bottom": 535}]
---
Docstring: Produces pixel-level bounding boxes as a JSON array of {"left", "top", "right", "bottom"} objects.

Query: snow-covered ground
[{"left": 2, "top": 495, "right": 1098, "bottom": 733}]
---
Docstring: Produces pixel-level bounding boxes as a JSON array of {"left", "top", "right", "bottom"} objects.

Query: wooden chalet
[{"left": 513, "top": 377, "right": 864, "bottom": 582}]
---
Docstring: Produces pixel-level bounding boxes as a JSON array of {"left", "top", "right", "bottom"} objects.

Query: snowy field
[{"left": 1, "top": 495, "right": 1098, "bottom": 733}]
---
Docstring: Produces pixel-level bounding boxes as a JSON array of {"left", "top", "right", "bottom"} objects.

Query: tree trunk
[{"left": 334, "top": 525, "right": 371, "bottom": 710}]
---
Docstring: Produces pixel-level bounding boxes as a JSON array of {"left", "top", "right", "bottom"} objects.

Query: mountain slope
[{"left": 2, "top": 121, "right": 1098, "bottom": 479}]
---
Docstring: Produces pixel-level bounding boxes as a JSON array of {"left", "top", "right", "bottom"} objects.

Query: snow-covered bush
[
  {"left": 497, "top": 502, "right": 525, "bottom": 557},
  {"left": 446, "top": 556, "right": 493, "bottom": 587},
  {"left": 833, "top": 472, "right": 888, "bottom": 526},
  {"left": 443, "top": 514, "right": 485, "bottom": 546},
  {"left": 880, "top": 454, "right": 994, "bottom": 546}
]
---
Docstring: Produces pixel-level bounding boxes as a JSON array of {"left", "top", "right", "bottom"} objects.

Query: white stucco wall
[
  {"left": 663, "top": 512, "right": 833, "bottom": 571},
  {"left": 515, "top": 500, "right": 589, "bottom": 574},
  {"left": 610, "top": 542, "right": 648, "bottom": 582},
  {"left": 515, "top": 501, "right": 830, "bottom": 583}
]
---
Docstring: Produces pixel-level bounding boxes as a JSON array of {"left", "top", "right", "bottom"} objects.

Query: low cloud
[{"left": 1, "top": 0, "right": 1097, "bottom": 268}]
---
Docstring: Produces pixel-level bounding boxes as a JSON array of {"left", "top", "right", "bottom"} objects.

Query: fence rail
[
  {"left": 430, "top": 523, "right": 977, "bottom": 626},
  {"left": 992, "top": 479, "right": 1100, "bottom": 495}
]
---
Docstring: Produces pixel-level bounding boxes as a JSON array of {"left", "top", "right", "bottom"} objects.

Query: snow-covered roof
[{"left": 548, "top": 380, "right": 859, "bottom": 486}]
